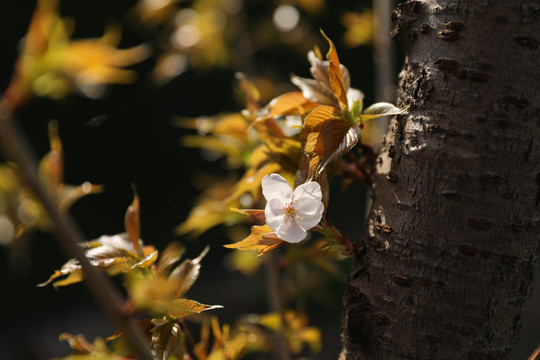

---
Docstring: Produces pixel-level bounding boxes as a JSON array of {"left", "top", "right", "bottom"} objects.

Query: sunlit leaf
[
  {"left": 256, "top": 310, "right": 322, "bottom": 355},
  {"left": 181, "top": 135, "right": 244, "bottom": 164},
  {"left": 224, "top": 225, "right": 286, "bottom": 256},
  {"left": 225, "top": 161, "right": 281, "bottom": 204},
  {"left": 175, "top": 179, "right": 243, "bottom": 238},
  {"left": 59, "top": 333, "right": 95, "bottom": 354},
  {"left": 257, "top": 312, "right": 282, "bottom": 332},
  {"left": 300, "top": 105, "right": 342, "bottom": 143},
  {"left": 151, "top": 319, "right": 183, "bottom": 360},
  {"left": 155, "top": 242, "right": 185, "bottom": 276},
  {"left": 360, "top": 102, "right": 407, "bottom": 121},
  {"left": 226, "top": 248, "right": 263, "bottom": 275},
  {"left": 301, "top": 106, "right": 351, "bottom": 178},
  {"left": 5, "top": 0, "right": 148, "bottom": 105},
  {"left": 266, "top": 91, "right": 320, "bottom": 118},
  {"left": 168, "top": 246, "right": 209, "bottom": 298},
  {"left": 290, "top": 75, "right": 337, "bottom": 109},
  {"left": 342, "top": 10, "right": 374, "bottom": 48},
  {"left": 38, "top": 233, "right": 143, "bottom": 287},
  {"left": 59, "top": 333, "right": 126, "bottom": 359},
  {"left": 57, "top": 182, "right": 103, "bottom": 210},
  {"left": 37, "top": 258, "right": 80, "bottom": 287},
  {"left": 126, "top": 249, "right": 158, "bottom": 272},
  {"left": 39, "top": 121, "right": 63, "bottom": 189},
  {"left": 321, "top": 30, "right": 349, "bottom": 112},
  {"left": 125, "top": 190, "right": 141, "bottom": 255},
  {"left": 167, "top": 298, "right": 224, "bottom": 318},
  {"left": 130, "top": 0, "right": 178, "bottom": 27},
  {"left": 236, "top": 72, "right": 261, "bottom": 113}
]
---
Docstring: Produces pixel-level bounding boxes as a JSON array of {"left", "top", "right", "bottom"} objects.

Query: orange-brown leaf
[
  {"left": 310, "top": 118, "right": 353, "bottom": 178},
  {"left": 300, "top": 105, "right": 342, "bottom": 142},
  {"left": 59, "top": 333, "right": 95, "bottom": 354},
  {"left": 236, "top": 72, "right": 261, "bottom": 113},
  {"left": 224, "top": 225, "right": 286, "bottom": 256},
  {"left": 321, "top": 30, "right": 348, "bottom": 112},
  {"left": 125, "top": 191, "right": 141, "bottom": 255},
  {"left": 301, "top": 105, "right": 353, "bottom": 178},
  {"left": 267, "top": 91, "right": 320, "bottom": 117},
  {"left": 39, "top": 121, "right": 63, "bottom": 188}
]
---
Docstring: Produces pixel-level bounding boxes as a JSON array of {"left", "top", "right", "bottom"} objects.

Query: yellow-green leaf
[
  {"left": 360, "top": 102, "right": 408, "bottom": 121},
  {"left": 224, "top": 225, "right": 286, "bottom": 256}
]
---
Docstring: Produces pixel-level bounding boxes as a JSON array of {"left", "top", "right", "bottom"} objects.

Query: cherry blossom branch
[{"left": 0, "top": 102, "right": 154, "bottom": 360}]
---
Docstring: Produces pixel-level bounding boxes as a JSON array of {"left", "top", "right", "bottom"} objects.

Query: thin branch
[
  {"left": 529, "top": 346, "right": 540, "bottom": 360},
  {"left": 264, "top": 252, "right": 292, "bottom": 360},
  {"left": 0, "top": 102, "right": 154, "bottom": 360}
]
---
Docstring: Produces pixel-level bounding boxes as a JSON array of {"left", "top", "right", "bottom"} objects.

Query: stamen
[{"left": 284, "top": 200, "right": 298, "bottom": 219}]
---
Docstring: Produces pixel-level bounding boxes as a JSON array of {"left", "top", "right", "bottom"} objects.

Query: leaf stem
[{"left": 0, "top": 101, "right": 154, "bottom": 360}]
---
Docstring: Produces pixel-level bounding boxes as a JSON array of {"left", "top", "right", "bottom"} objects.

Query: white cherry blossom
[{"left": 261, "top": 173, "right": 324, "bottom": 243}]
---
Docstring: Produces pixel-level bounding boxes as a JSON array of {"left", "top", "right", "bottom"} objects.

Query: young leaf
[
  {"left": 59, "top": 333, "right": 95, "bottom": 353},
  {"left": 290, "top": 76, "right": 338, "bottom": 109},
  {"left": 235, "top": 72, "right": 261, "bottom": 113},
  {"left": 315, "top": 125, "right": 361, "bottom": 178},
  {"left": 321, "top": 30, "right": 349, "bottom": 112},
  {"left": 126, "top": 249, "right": 158, "bottom": 272},
  {"left": 125, "top": 190, "right": 141, "bottom": 255},
  {"left": 301, "top": 106, "right": 352, "bottom": 178},
  {"left": 151, "top": 319, "right": 183, "bottom": 360},
  {"left": 167, "top": 299, "right": 224, "bottom": 318},
  {"left": 266, "top": 91, "right": 320, "bottom": 118},
  {"left": 224, "top": 225, "right": 286, "bottom": 256},
  {"left": 360, "top": 102, "right": 408, "bottom": 121},
  {"left": 300, "top": 105, "right": 343, "bottom": 143},
  {"left": 38, "top": 233, "right": 144, "bottom": 287},
  {"left": 168, "top": 246, "right": 209, "bottom": 298},
  {"left": 39, "top": 121, "right": 63, "bottom": 189},
  {"left": 155, "top": 242, "right": 185, "bottom": 276}
]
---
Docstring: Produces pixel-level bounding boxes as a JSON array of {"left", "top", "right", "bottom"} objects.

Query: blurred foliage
[{"left": 0, "top": 121, "right": 102, "bottom": 246}]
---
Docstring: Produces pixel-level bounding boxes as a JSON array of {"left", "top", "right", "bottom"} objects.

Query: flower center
[{"left": 285, "top": 200, "right": 298, "bottom": 219}]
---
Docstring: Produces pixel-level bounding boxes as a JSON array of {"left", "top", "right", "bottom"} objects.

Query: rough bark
[{"left": 341, "top": 0, "right": 540, "bottom": 359}]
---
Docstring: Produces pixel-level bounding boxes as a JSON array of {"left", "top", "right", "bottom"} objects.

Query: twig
[
  {"left": 0, "top": 102, "right": 154, "bottom": 360},
  {"left": 529, "top": 345, "right": 540, "bottom": 360},
  {"left": 264, "top": 252, "right": 292, "bottom": 360}
]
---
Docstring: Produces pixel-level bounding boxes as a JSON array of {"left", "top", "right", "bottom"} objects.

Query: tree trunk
[{"left": 341, "top": 0, "right": 540, "bottom": 359}]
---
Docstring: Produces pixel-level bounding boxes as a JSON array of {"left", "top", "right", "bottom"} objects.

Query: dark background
[{"left": 0, "top": 1, "right": 538, "bottom": 359}]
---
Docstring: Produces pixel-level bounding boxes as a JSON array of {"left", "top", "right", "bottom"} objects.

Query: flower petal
[
  {"left": 275, "top": 217, "right": 307, "bottom": 243},
  {"left": 265, "top": 198, "right": 286, "bottom": 232},
  {"left": 261, "top": 174, "right": 293, "bottom": 203},
  {"left": 293, "top": 181, "right": 322, "bottom": 202},
  {"left": 295, "top": 199, "right": 324, "bottom": 231},
  {"left": 347, "top": 88, "right": 364, "bottom": 109}
]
